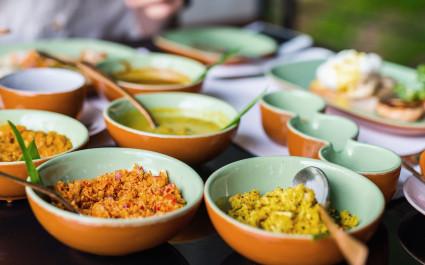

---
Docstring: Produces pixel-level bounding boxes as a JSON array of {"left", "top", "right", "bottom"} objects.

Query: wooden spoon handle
[
  {"left": 76, "top": 62, "right": 158, "bottom": 129},
  {"left": 318, "top": 206, "right": 368, "bottom": 265},
  {"left": 0, "top": 27, "right": 10, "bottom": 36}
]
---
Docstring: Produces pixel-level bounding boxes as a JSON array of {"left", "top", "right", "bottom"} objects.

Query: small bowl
[
  {"left": 319, "top": 139, "right": 401, "bottom": 202},
  {"left": 287, "top": 113, "right": 359, "bottom": 158},
  {"left": 0, "top": 109, "right": 88, "bottom": 200},
  {"left": 260, "top": 90, "right": 325, "bottom": 146},
  {"left": 204, "top": 156, "right": 384, "bottom": 265},
  {"left": 104, "top": 92, "right": 238, "bottom": 164},
  {"left": 0, "top": 68, "right": 86, "bottom": 117},
  {"left": 26, "top": 148, "right": 204, "bottom": 255},
  {"left": 96, "top": 53, "right": 206, "bottom": 100},
  {"left": 404, "top": 176, "right": 425, "bottom": 216}
]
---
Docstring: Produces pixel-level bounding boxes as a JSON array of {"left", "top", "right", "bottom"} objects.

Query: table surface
[{"left": 0, "top": 130, "right": 422, "bottom": 265}]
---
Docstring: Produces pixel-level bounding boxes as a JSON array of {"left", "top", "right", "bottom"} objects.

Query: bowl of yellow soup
[
  {"left": 104, "top": 92, "right": 239, "bottom": 164},
  {"left": 97, "top": 53, "right": 206, "bottom": 100}
]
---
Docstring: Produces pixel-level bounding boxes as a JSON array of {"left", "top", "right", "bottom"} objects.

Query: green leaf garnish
[
  {"left": 21, "top": 140, "right": 41, "bottom": 161},
  {"left": 8, "top": 121, "right": 41, "bottom": 184},
  {"left": 196, "top": 48, "right": 241, "bottom": 82},
  {"left": 222, "top": 89, "right": 267, "bottom": 130},
  {"left": 394, "top": 64, "right": 425, "bottom": 102}
]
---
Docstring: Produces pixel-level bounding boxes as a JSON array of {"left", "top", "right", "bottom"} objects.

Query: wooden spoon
[
  {"left": 0, "top": 171, "right": 79, "bottom": 214},
  {"left": 293, "top": 166, "right": 368, "bottom": 265},
  {"left": 36, "top": 50, "right": 158, "bottom": 129},
  {"left": 402, "top": 159, "right": 425, "bottom": 183}
]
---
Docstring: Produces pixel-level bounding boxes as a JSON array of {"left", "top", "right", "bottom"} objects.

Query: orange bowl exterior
[
  {"left": 206, "top": 200, "right": 381, "bottom": 265},
  {"left": 420, "top": 151, "right": 425, "bottom": 176},
  {"left": 105, "top": 118, "right": 237, "bottom": 165},
  {"left": 0, "top": 85, "right": 85, "bottom": 117},
  {"left": 260, "top": 102, "right": 295, "bottom": 146},
  {"left": 287, "top": 127, "right": 327, "bottom": 159},
  {"left": 94, "top": 78, "right": 203, "bottom": 101},
  {"left": 362, "top": 167, "right": 401, "bottom": 203},
  {"left": 0, "top": 159, "right": 46, "bottom": 200},
  {"left": 28, "top": 195, "right": 201, "bottom": 255}
]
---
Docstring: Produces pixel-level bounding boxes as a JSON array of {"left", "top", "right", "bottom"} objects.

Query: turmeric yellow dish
[
  {"left": 54, "top": 165, "right": 186, "bottom": 218},
  {"left": 228, "top": 184, "right": 359, "bottom": 235},
  {"left": 0, "top": 124, "right": 72, "bottom": 162}
]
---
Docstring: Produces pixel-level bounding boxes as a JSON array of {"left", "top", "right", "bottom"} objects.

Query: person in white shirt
[{"left": 0, "top": 0, "right": 184, "bottom": 43}]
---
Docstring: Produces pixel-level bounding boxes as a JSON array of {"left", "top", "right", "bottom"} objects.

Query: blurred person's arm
[{"left": 125, "top": 0, "right": 185, "bottom": 37}]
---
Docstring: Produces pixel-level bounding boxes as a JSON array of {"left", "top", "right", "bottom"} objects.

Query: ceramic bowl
[
  {"left": 205, "top": 156, "right": 384, "bottom": 265},
  {"left": 319, "top": 139, "right": 401, "bottom": 202},
  {"left": 104, "top": 92, "right": 238, "bottom": 164},
  {"left": 0, "top": 68, "right": 86, "bottom": 117},
  {"left": 25, "top": 148, "right": 203, "bottom": 255},
  {"left": 260, "top": 90, "right": 325, "bottom": 146},
  {"left": 0, "top": 109, "right": 88, "bottom": 200},
  {"left": 287, "top": 113, "right": 359, "bottom": 158},
  {"left": 403, "top": 176, "right": 425, "bottom": 216},
  {"left": 96, "top": 53, "right": 206, "bottom": 100}
]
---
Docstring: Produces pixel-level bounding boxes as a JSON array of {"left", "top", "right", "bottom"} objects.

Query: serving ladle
[
  {"left": 0, "top": 171, "right": 79, "bottom": 214},
  {"left": 293, "top": 166, "right": 368, "bottom": 265}
]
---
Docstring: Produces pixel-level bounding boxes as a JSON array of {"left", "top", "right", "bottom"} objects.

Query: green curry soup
[{"left": 115, "top": 108, "right": 226, "bottom": 135}]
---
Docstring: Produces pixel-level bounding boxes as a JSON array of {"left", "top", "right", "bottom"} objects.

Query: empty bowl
[
  {"left": 204, "top": 156, "right": 384, "bottom": 265},
  {"left": 0, "top": 68, "right": 86, "bottom": 117},
  {"left": 0, "top": 109, "right": 88, "bottom": 200},
  {"left": 104, "top": 92, "right": 238, "bottom": 164},
  {"left": 260, "top": 90, "right": 325, "bottom": 145},
  {"left": 287, "top": 113, "right": 359, "bottom": 158},
  {"left": 26, "top": 148, "right": 204, "bottom": 255},
  {"left": 319, "top": 139, "right": 401, "bottom": 202}
]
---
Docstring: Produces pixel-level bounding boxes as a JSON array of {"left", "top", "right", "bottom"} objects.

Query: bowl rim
[
  {"left": 260, "top": 90, "right": 326, "bottom": 117},
  {"left": 204, "top": 156, "right": 385, "bottom": 240},
  {"left": 0, "top": 109, "right": 89, "bottom": 166},
  {"left": 25, "top": 147, "right": 204, "bottom": 227},
  {"left": 318, "top": 139, "right": 402, "bottom": 175},
  {"left": 287, "top": 112, "right": 359, "bottom": 146},
  {"left": 0, "top": 68, "right": 86, "bottom": 95},
  {"left": 104, "top": 92, "right": 239, "bottom": 139}
]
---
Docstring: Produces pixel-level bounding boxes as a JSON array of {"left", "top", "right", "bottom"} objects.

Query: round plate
[
  {"left": 398, "top": 213, "right": 425, "bottom": 264},
  {"left": 155, "top": 27, "right": 277, "bottom": 64},
  {"left": 404, "top": 176, "right": 425, "bottom": 215},
  {"left": 269, "top": 59, "right": 425, "bottom": 135}
]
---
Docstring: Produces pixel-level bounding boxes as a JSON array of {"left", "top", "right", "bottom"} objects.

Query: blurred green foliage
[{"left": 296, "top": 0, "right": 425, "bottom": 66}]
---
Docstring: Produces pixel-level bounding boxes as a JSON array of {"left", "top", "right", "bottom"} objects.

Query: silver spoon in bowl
[
  {"left": 293, "top": 166, "right": 368, "bottom": 265},
  {"left": 0, "top": 171, "right": 79, "bottom": 214}
]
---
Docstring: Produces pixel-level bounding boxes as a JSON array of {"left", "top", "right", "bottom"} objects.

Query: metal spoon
[
  {"left": 0, "top": 171, "right": 79, "bottom": 214},
  {"left": 36, "top": 50, "right": 158, "bottom": 129},
  {"left": 293, "top": 166, "right": 368, "bottom": 265}
]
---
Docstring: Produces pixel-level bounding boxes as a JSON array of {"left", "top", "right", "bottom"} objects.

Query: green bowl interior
[
  {"left": 320, "top": 140, "right": 401, "bottom": 173},
  {"left": 161, "top": 27, "right": 277, "bottom": 58},
  {"left": 107, "top": 92, "right": 238, "bottom": 130},
  {"left": 289, "top": 113, "right": 358, "bottom": 151},
  {"left": 37, "top": 148, "right": 203, "bottom": 209},
  {"left": 206, "top": 156, "right": 384, "bottom": 233},
  {"left": 98, "top": 53, "right": 206, "bottom": 82},
  {"left": 262, "top": 90, "right": 325, "bottom": 118},
  {"left": 0, "top": 109, "right": 88, "bottom": 151}
]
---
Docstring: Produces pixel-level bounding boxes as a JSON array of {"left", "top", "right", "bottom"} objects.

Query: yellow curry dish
[
  {"left": 0, "top": 124, "right": 72, "bottom": 162},
  {"left": 116, "top": 108, "right": 224, "bottom": 136},
  {"left": 54, "top": 164, "right": 186, "bottom": 218},
  {"left": 228, "top": 184, "right": 359, "bottom": 235},
  {"left": 113, "top": 67, "right": 192, "bottom": 86}
]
